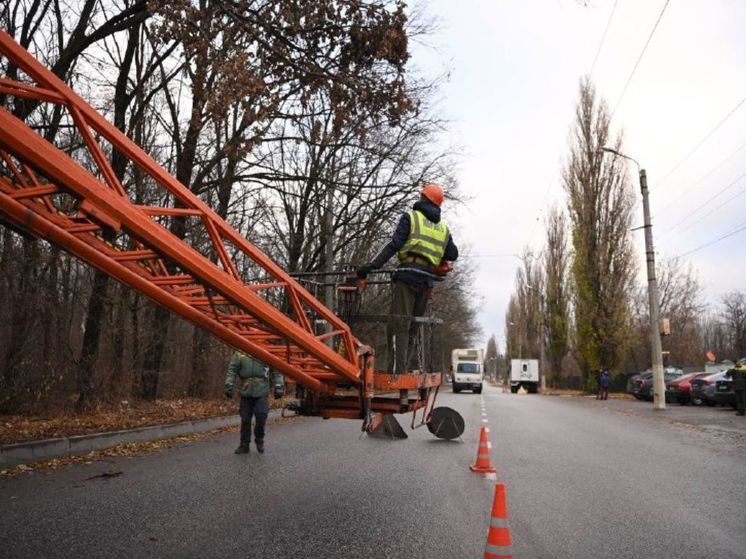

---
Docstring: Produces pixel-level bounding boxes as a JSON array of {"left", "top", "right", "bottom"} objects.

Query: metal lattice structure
[{"left": 0, "top": 31, "right": 445, "bottom": 431}]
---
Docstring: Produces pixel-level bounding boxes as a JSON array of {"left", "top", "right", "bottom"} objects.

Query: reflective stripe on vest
[{"left": 397, "top": 210, "right": 449, "bottom": 266}]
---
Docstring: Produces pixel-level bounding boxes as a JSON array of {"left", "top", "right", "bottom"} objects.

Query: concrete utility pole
[
  {"left": 601, "top": 148, "right": 665, "bottom": 410},
  {"left": 639, "top": 169, "right": 665, "bottom": 410}
]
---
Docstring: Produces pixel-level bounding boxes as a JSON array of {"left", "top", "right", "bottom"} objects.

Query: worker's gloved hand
[
  {"left": 273, "top": 386, "right": 285, "bottom": 399},
  {"left": 356, "top": 263, "right": 374, "bottom": 279},
  {"left": 224, "top": 389, "right": 233, "bottom": 400}
]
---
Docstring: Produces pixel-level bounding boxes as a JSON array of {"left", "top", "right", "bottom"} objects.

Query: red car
[{"left": 665, "top": 372, "right": 709, "bottom": 405}]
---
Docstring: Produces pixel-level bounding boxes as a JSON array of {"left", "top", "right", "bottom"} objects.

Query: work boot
[
  {"left": 234, "top": 445, "right": 249, "bottom": 454},
  {"left": 255, "top": 440, "right": 264, "bottom": 453}
]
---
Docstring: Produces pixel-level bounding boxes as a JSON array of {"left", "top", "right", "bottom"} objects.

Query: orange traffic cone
[
  {"left": 470, "top": 426, "right": 496, "bottom": 473},
  {"left": 484, "top": 483, "right": 513, "bottom": 559}
]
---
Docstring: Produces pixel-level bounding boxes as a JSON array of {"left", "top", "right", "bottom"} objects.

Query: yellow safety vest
[{"left": 397, "top": 210, "right": 449, "bottom": 267}]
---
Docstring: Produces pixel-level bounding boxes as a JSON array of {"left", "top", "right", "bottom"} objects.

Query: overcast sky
[{"left": 408, "top": 0, "right": 746, "bottom": 352}]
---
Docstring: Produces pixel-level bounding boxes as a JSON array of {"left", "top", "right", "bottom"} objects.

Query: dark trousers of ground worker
[
  {"left": 239, "top": 395, "right": 269, "bottom": 446},
  {"left": 387, "top": 280, "right": 429, "bottom": 374},
  {"left": 736, "top": 389, "right": 745, "bottom": 416}
]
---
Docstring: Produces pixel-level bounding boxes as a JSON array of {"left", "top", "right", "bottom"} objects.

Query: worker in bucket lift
[
  {"left": 225, "top": 352, "right": 285, "bottom": 454},
  {"left": 357, "top": 183, "right": 458, "bottom": 374}
]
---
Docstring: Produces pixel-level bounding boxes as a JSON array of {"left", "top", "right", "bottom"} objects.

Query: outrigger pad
[
  {"left": 367, "top": 414, "right": 408, "bottom": 440},
  {"left": 427, "top": 406, "right": 465, "bottom": 440}
]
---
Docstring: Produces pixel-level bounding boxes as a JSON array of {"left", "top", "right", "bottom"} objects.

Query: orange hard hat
[{"left": 420, "top": 183, "right": 444, "bottom": 207}]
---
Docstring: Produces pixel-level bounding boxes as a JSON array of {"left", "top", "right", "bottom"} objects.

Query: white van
[
  {"left": 510, "top": 359, "right": 539, "bottom": 393},
  {"left": 451, "top": 348, "right": 484, "bottom": 394}
]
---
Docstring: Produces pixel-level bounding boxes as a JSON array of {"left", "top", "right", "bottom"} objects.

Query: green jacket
[
  {"left": 225, "top": 352, "right": 284, "bottom": 398},
  {"left": 727, "top": 365, "right": 746, "bottom": 391}
]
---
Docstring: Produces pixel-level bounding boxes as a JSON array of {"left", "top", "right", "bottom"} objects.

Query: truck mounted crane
[{"left": 0, "top": 30, "right": 464, "bottom": 440}]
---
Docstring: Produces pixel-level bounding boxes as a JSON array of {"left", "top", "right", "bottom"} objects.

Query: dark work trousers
[
  {"left": 239, "top": 395, "right": 269, "bottom": 446},
  {"left": 387, "top": 280, "right": 429, "bottom": 374},
  {"left": 735, "top": 388, "right": 744, "bottom": 415},
  {"left": 599, "top": 388, "right": 609, "bottom": 400}
]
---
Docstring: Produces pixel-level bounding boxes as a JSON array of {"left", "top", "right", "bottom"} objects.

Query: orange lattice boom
[{"left": 0, "top": 31, "right": 446, "bottom": 432}]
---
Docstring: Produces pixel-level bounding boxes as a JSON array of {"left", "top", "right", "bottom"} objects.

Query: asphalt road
[{"left": 1, "top": 385, "right": 745, "bottom": 558}]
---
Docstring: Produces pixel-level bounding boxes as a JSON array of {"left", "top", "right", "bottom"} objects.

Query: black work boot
[
  {"left": 255, "top": 440, "right": 264, "bottom": 453},
  {"left": 234, "top": 444, "right": 249, "bottom": 454}
]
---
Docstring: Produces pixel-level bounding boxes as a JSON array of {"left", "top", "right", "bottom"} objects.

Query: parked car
[
  {"left": 630, "top": 372, "right": 653, "bottom": 400},
  {"left": 690, "top": 371, "right": 728, "bottom": 407},
  {"left": 713, "top": 376, "right": 736, "bottom": 407},
  {"left": 627, "top": 372, "right": 645, "bottom": 396},
  {"left": 632, "top": 369, "right": 684, "bottom": 401},
  {"left": 665, "top": 372, "right": 709, "bottom": 405}
]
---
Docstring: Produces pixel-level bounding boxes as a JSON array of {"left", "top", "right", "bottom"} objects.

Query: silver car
[{"left": 690, "top": 371, "right": 728, "bottom": 406}]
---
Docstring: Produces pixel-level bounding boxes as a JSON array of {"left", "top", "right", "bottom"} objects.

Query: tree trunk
[
  {"left": 76, "top": 268, "right": 109, "bottom": 411},
  {"left": 188, "top": 327, "right": 210, "bottom": 397},
  {"left": 141, "top": 305, "right": 168, "bottom": 400}
]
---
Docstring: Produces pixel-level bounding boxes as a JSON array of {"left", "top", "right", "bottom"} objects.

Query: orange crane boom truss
[{"left": 0, "top": 30, "right": 360, "bottom": 393}]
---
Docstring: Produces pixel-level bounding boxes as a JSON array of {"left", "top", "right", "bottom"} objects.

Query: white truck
[
  {"left": 451, "top": 348, "right": 484, "bottom": 394},
  {"left": 510, "top": 359, "right": 539, "bottom": 393}
]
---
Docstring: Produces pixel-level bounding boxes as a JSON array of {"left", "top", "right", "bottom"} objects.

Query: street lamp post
[{"left": 600, "top": 147, "right": 665, "bottom": 410}]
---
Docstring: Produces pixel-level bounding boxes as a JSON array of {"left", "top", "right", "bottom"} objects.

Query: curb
[{"left": 0, "top": 411, "right": 281, "bottom": 467}]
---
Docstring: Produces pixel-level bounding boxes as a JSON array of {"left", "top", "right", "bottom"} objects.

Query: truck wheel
[
  {"left": 474, "top": 384, "right": 482, "bottom": 394},
  {"left": 510, "top": 386, "right": 518, "bottom": 394},
  {"left": 452, "top": 384, "right": 461, "bottom": 393}
]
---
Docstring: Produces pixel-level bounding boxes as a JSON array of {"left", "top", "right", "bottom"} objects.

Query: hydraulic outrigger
[{"left": 0, "top": 31, "right": 464, "bottom": 440}]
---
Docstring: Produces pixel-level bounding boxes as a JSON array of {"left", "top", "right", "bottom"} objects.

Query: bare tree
[
  {"left": 505, "top": 249, "right": 542, "bottom": 361},
  {"left": 700, "top": 312, "right": 729, "bottom": 362},
  {"left": 721, "top": 291, "right": 746, "bottom": 359}
]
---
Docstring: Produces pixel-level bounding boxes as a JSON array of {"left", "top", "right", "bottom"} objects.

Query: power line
[
  {"left": 661, "top": 138, "right": 746, "bottom": 213},
  {"left": 612, "top": 0, "right": 671, "bottom": 115},
  {"left": 633, "top": 102, "right": 746, "bottom": 216},
  {"left": 655, "top": 96, "right": 746, "bottom": 189},
  {"left": 659, "top": 169, "right": 746, "bottom": 238},
  {"left": 589, "top": 0, "right": 619, "bottom": 79},
  {"left": 674, "top": 220, "right": 746, "bottom": 259}
]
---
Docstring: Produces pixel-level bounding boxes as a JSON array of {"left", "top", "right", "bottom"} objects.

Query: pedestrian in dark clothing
[
  {"left": 726, "top": 360, "right": 746, "bottom": 416},
  {"left": 357, "top": 184, "right": 458, "bottom": 374},
  {"left": 599, "top": 369, "right": 611, "bottom": 401},
  {"left": 225, "top": 352, "right": 284, "bottom": 454}
]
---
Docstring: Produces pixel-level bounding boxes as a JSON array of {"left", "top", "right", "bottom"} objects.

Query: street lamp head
[{"left": 599, "top": 146, "right": 641, "bottom": 171}]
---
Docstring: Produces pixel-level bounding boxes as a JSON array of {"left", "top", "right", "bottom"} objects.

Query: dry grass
[
  {"left": 0, "top": 398, "right": 246, "bottom": 445},
  {"left": 541, "top": 388, "right": 634, "bottom": 400}
]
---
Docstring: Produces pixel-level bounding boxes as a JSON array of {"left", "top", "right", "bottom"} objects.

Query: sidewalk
[
  {"left": 0, "top": 409, "right": 283, "bottom": 467},
  {"left": 556, "top": 393, "right": 746, "bottom": 437}
]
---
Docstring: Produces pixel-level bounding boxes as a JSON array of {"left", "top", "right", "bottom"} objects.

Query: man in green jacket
[
  {"left": 225, "top": 352, "right": 285, "bottom": 454},
  {"left": 726, "top": 359, "right": 746, "bottom": 417}
]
